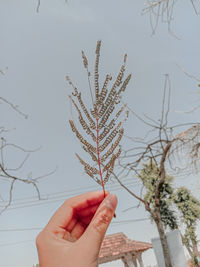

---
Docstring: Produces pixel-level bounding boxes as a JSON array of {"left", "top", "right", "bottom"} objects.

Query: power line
[
  {"left": 1, "top": 180, "right": 142, "bottom": 211},
  {"left": 1, "top": 167, "right": 194, "bottom": 211},
  {"left": 0, "top": 217, "right": 151, "bottom": 248},
  {"left": 0, "top": 239, "right": 34, "bottom": 247},
  {"left": 0, "top": 218, "right": 150, "bottom": 233},
  {"left": 0, "top": 227, "right": 42, "bottom": 232},
  {"left": 0, "top": 177, "right": 141, "bottom": 205},
  {"left": 4, "top": 168, "right": 195, "bottom": 212},
  {"left": 111, "top": 218, "right": 150, "bottom": 225}
]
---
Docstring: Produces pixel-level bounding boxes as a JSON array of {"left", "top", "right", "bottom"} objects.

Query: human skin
[{"left": 36, "top": 191, "right": 118, "bottom": 267}]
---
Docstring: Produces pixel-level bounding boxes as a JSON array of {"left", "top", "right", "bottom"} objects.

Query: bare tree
[
  {"left": 112, "top": 74, "right": 200, "bottom": 267},
  {"left": 0, "top": 71, "right": 54, "bottom": 214},
  {"left": 142, "top": 0, "right": 200, "bottom": 36}
]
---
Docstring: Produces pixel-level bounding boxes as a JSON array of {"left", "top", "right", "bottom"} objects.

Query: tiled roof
[{"left": 99, "top": 232, "right": 152, "bottom": 264}]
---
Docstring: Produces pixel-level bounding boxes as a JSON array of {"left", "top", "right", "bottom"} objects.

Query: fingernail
[{"left": 104, "top": 194, "right": 117, "bottom": 210}]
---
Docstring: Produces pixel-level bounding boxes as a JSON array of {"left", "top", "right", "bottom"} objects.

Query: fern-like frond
[
  {"left": 99, "top": 74, "right": 131, "bottom": 129},
  {"left": 82, "top": 145, "right": 98, "bottom": 163},
  {"left": 76, "top": 93, "right": 96, "bottom": 130},
  {"left": 75, "top": 153, "right": 99, "bottom": 175},
  {"left": 103, "top": 148, "right": 121, "bottom": 183},
  {"left": 98, "top": 54, "right": 128, "bottom": 118},
  {"left": 99, "top": 104, "right": 127, "bottom": 141},
  {"left": 67, "top": 41, "right": 131, "bottom": 195},
  {"left": 69, "top": 96, "right": 96, "bottom": 142},
  {"left": 95, "top": 40, "right": 101, "bottom": 101},
  {"left": 98, "top": 74, "right": 112, "bottom": 106},
  {"left": 103, "top": 148, "right": 121, "bottom": 172},
  {"left": 99, "top": 122, "right": 123, "bottom": 152},
  {"left": 69, "top": 120, "right": 96, "bottom": 153},
  {"left": 101, "top": 128, "right": 124, "bottom": 162}
]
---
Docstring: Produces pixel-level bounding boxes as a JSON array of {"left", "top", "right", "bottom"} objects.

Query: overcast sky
[{"left": 0, "top": 1, "right": 200, "bottom": 266}]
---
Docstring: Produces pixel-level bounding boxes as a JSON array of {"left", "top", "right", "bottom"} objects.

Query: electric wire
[
  {"left": 0, "top": 218, "right": 150, "bottom": 233},
  {"left": 0, "top": 179, "right": 142, "bottom": 211},
  {"left": 0, "top": 217, "right": 151, "bottom": 249},
  {"left": 3, "top": 177, "right": 140, "bottom": 204},
  {"left": 0, "top": 240, "right": 34, "bottom": 247}
]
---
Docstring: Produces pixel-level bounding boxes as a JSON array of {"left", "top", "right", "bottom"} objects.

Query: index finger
[{"left": 47, "top": 191, "right": 109, "bottom": 229}]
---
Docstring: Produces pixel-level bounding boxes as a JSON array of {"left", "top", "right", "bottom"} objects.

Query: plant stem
[
  {"left": 96, "top": 111, "right": 116, "bottom": 217},
  {"left": 96, "top": 116, "right": 106, "bottom": 198}
]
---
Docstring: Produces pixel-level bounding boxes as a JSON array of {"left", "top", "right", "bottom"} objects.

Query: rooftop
[{"left": 99, "top": 232, "right": 152, "bottom": 264}]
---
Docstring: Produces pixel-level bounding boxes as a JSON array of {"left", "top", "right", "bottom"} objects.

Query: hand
[{"left": 36, "top": 191, "right": 117, "bottom": 267}]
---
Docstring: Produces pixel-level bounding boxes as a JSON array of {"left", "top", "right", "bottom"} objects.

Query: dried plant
[{"left": 67, "top": 41, "right": 131, "bottom": 197}]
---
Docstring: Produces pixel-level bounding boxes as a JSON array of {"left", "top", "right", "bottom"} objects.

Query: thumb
[{"left": 79, "top": 194, "right": 117, "bottom": 253}]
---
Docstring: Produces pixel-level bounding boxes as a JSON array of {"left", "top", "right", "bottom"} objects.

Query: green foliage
[
  {"left": 139, "top": 162, "right": 178, "bottom": 229},
  {"left": 174, "top": 187, "right": 200, "bottom": 226},
  {"left": 139, "top": 162, "right": 200, "bottom": 261},
  {"left": 173, "top": 187, "right": 200, "bottom": 254}
]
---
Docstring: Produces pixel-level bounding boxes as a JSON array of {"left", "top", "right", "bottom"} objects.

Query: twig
[
  {"left": 0, "top": 97, "right": 28, "bottom": 119},
  {"left": 36, "top": 0, "right": 41, "bottom": 13}
]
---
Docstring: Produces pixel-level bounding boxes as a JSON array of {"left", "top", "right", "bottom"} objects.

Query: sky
[{"left": 0, "top": 0, "right": 200, "bottom": 266}]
